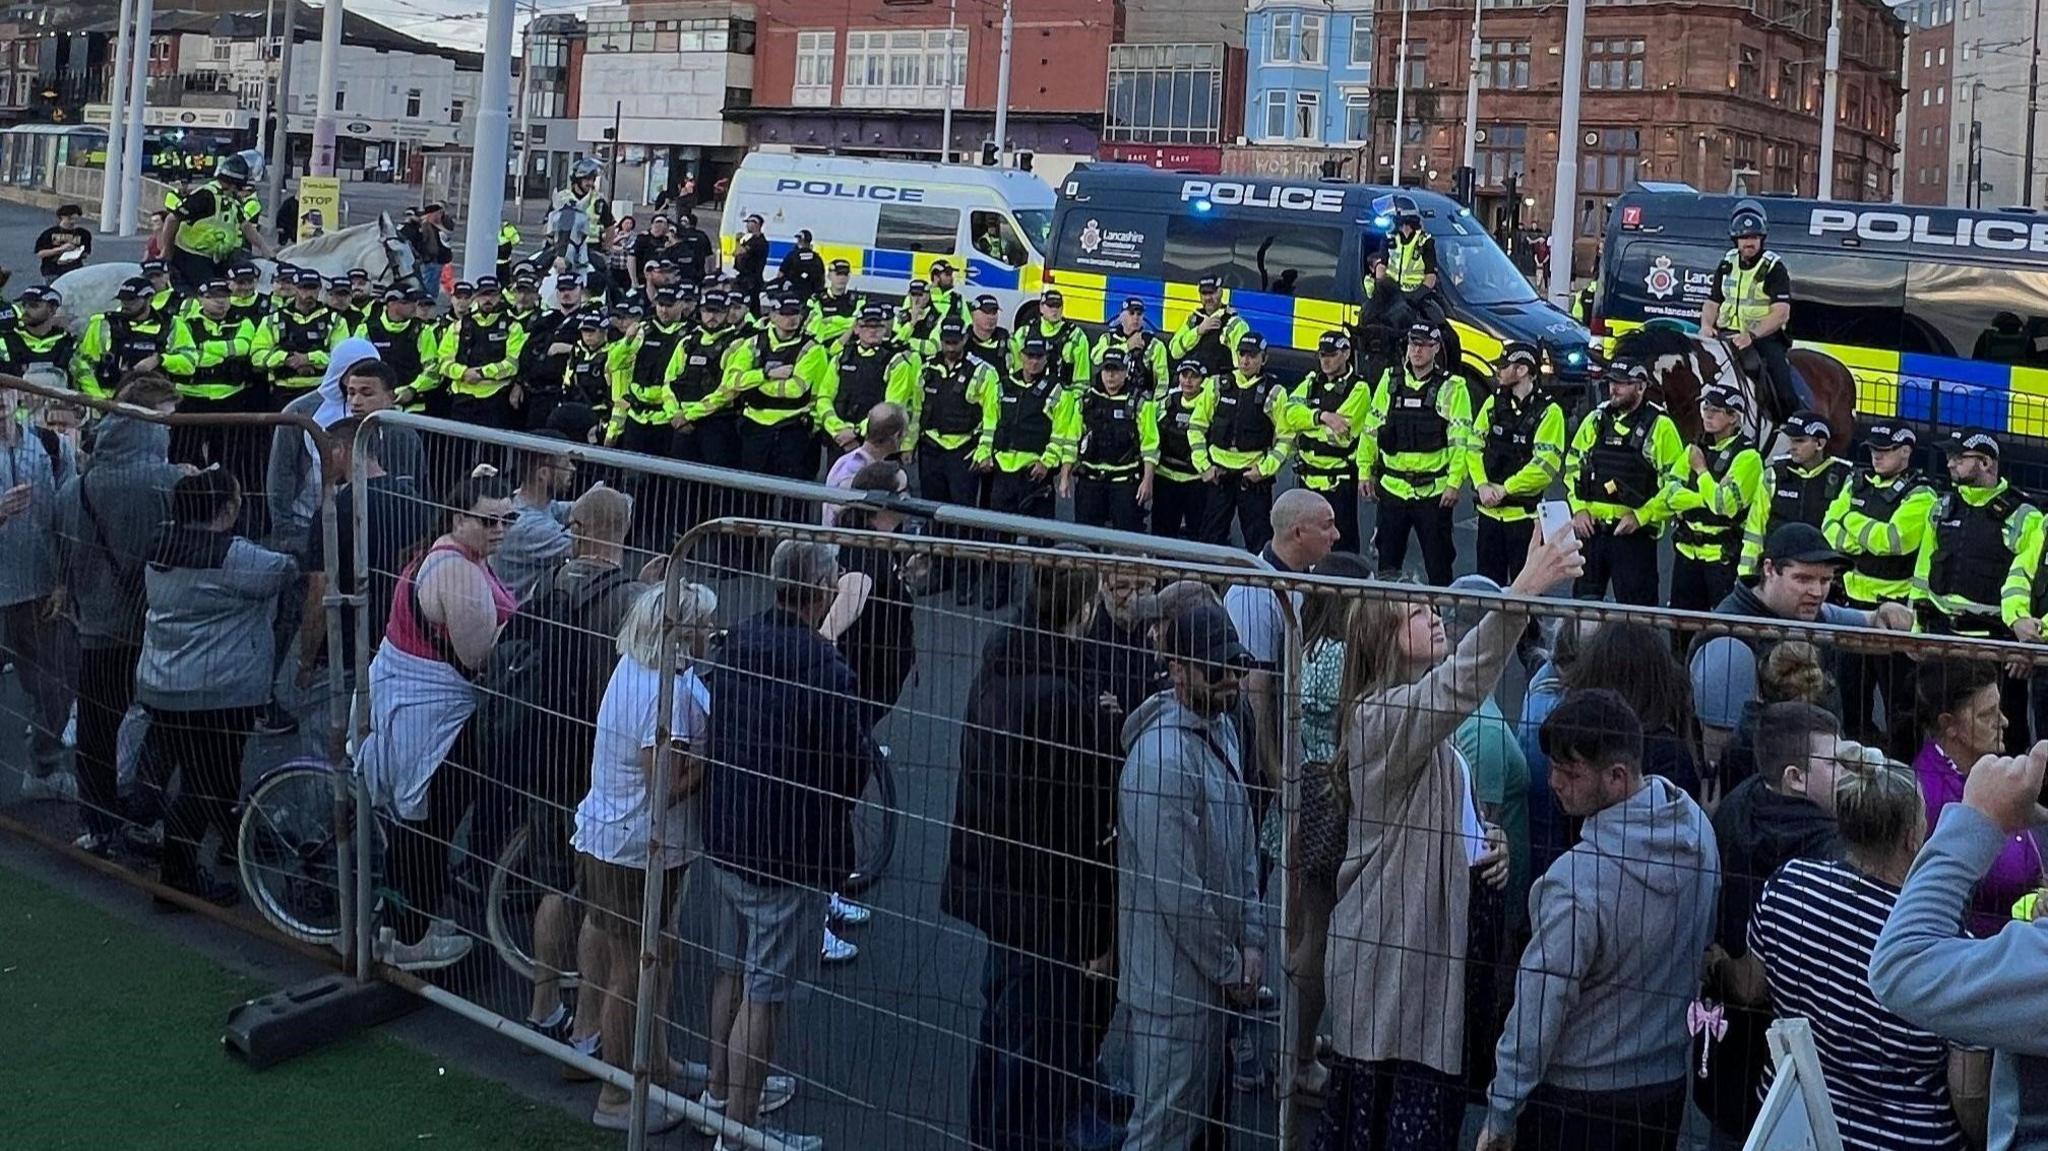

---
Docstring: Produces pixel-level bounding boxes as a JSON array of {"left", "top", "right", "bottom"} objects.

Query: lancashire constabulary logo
[
  {"left": 1079, "top": 218, "right": 1103, "bottom": 254},
  {"left": 1645, "top": 255, "right": 1679, "bottom": 300}
]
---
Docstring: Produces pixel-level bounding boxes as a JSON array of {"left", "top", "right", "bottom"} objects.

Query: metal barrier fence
[{"left": 4, "top": 384, "right": 2044, "bottom": 1151}]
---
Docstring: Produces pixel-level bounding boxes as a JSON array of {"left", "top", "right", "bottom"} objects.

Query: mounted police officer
[
  {"left": 546, "top": 157, "right": 616, "bottom": 296},
  {"left": 158, "top": 149, "right": 272, "bottom": 290},
  {"left": 1701, "top": 198, "right": 1808, "bottom": 422},
  {"left": 1563, "top": 357, "right": 1686, "bottom": 605},
  {"left": 1468, "top": 341, "right": 1565, "bottom": 584},
  {"left": 1742, "top": 410, "right": 1852, "bottom": 581}
]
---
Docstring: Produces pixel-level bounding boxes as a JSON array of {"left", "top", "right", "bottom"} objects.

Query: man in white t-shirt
[{"left": 821, "top": 402, "right": 907, "bottom": 528}]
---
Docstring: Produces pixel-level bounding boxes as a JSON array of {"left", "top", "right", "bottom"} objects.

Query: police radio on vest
[
  {"left": 773, "top": 178, "right": 926, "bottom": 203},
  {"left": 1179, "top": 180, "right": 1347, "bottom": 214},
  {"left": 1807, "top": 208, "right": 2048, "bottom": 253}
]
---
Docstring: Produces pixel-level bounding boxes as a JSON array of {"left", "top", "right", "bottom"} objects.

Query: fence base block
[{"left": 223, "top": 974, "right": 420, "bottom": 1070}]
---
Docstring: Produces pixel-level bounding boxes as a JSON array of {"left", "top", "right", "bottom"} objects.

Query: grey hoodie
[
  {"left": 1872, "top": 803, "right": 2048, "bottom": 1151},
  {"left": 266, "top": 353, "right": 425, "bottom": 552},
  {"left": 1486, "top": 774, "right": 1720, "bottom": 1132},
  {"left": 0, "top": 420, "right": 65, "bottom": 608},
  {"left": 137, "top": 530, "right": 296, "bottom": 712},
  {"left": 55, "top": 416, "right": 183, "bottom": 650},
  {"left": 1117, "top": 689, "right": 1267, "bottom": 1018}
]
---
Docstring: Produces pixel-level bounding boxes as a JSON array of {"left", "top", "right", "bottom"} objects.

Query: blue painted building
[{"left": 1242, "top": 0, "right": 1375, "bottom": 147}]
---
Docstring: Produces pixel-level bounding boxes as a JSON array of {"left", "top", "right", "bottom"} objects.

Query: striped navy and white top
[{"left": 1748, "top": 857, "right": 1967, "bottom": 1151}]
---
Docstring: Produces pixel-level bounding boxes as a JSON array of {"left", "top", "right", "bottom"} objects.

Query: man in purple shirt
[{"left": 822, "top": 402, "right": 907, "bottom": 527}]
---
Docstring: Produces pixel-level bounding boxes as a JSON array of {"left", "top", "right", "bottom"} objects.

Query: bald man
[{"left": 1225, "top": 487, "right": 1340, "bottom": 793}]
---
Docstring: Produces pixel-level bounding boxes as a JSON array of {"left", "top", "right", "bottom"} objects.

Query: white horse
[{"left": 50, "top": 213, "right": 418, "bottom": 333}]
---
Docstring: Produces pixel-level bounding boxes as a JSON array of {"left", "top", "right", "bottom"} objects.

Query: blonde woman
[
  {"left": 1314, "top": 532, "right": 1580, "bottom": 1151},
  {"left": 573, "top": 580, "right": 717, "bottom": 1134}
]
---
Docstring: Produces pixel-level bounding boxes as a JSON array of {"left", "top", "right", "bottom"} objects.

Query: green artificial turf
[{"left": 0, "top": 863, "right": 621, "bottom": 1150}]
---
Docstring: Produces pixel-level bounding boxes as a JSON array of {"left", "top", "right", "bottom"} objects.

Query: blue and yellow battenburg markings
[
  {"left": 720, "top": 236, "right": 1043, "bottom": 297},
  {"left": 1606, "top": 318, "right": 2048, "bottom": 440}
]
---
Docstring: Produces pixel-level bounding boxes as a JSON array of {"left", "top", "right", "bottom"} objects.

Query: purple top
[
  {"left": 1912, "top": 740, "right": 2044, "bottom": 937},
  {"left": 821, "top": 445, "right": 881, "bottom": 528}
]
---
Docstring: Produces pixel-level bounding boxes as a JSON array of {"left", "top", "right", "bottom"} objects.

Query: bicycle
[{"left": 236, "top": 758, "right": 385, "bottom": 947}]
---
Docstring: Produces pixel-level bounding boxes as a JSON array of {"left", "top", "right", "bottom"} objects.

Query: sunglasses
[{"left": 463, "top": 510, "right": 517, "bottom": 528}]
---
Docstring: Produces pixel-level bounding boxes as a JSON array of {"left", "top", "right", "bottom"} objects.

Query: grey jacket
[
  {"left": 1117, "top": 690, "right": 1267, "bottom": 1017},
  {"left": 0, "top": 424, "right": 65, "bottom": 608},
  {"left": 55, "top": 416, "right": 182, "bottom": 650},
  {"left": 1873, "top": 803, "right": 2048, "bottom": 1151},
  {"left": 137, "top": 533, "right": 297, "bottom": 712},
  {"left": 267, "top": 390, "right": 425, "bottom": 554},
  {"left": 1486, "top": 774, "right": 1720, "bottom": 1133}
]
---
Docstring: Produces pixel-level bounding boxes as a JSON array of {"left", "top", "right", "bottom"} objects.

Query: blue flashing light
[
  {"left": 1193, "top": 199, "right": 1213, "bottom": 213},
  {"left": 1566, "top": 350, "right": 1585, "bottom": 366},
  {"left": 1372, "top": 214, "right": 1394, "bottom": 230}
]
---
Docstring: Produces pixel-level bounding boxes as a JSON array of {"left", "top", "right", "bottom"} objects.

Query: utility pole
[
  {"left": 2027, "top": 0, "right": 2042, "bottom": 206},
  {"left": 462, "top": 0, "right": 515, "bottom": 282},
  {"left": 992, "top": 0, "right": 1014, "bottom": 154},
  {"left": 256, "top": 0, "right": 276, "bottom": 158},
  {"left": 513, "top": 0, "right": 534, "bottom": 220},
  {"left": 100, "top": 0, "right": 135, "bottom": 232},
  {"left": 1818, "top": 0, "right": 1841, "bottom": 197},
  {"left": 1461, "top": 0, "right": 1482, "bottom": 172},
  {"left": 1547, "top": 0, "right": 1587, "bottom": 307},
  {"left": 266, "top": 0, "right": 299, "bottom": 218},
  {"left": 938, "top": 0, "right": 957, "bottom": 161},
  {"left": 310, "top": 0, "right": 342, "bottom": 176},
  {"left": 1391, "top": 0, "right": 1411, "bottom": 185},
  {"left": 116, "top": 0, "right": 154, "bottom": 235}
]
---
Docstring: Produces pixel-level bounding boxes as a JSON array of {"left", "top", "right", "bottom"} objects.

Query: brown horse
[{"left": 1609, "top": 326, "right": 1859, "bottom": 455}]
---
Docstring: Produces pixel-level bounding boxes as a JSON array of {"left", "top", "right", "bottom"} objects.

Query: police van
[
  {"left": 1042, "top": 164, "right": 1595, "bottom": 393},
  {"left": 1597, "top": 184, "right": 2048, "bottom": 464},
  {"left": 719, "top": 152, "right": 1056, "bottom": 326}
]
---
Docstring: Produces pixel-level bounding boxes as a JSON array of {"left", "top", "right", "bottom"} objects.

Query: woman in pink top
[
  {"left": 1907, "top": 658, "right": 2043, "bottom": 937},
  {"left": 361, "top": 465, "right": 518, "bottom": 971}
]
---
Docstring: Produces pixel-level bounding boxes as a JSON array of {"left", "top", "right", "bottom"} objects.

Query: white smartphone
[{"left": 1537, "top": 499, "right": 1573, "bottom": 544}]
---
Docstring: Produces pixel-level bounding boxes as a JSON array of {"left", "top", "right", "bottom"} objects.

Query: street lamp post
[
  {"left": 2027, "top": 0, "right": 2042, "bottom": 206},
  {"left": 992, "top": 0, "right": 1015, "bottom": 154},
  {"left": 116, "top": 0, "right": 154, "bottom": 235},
  {"left": 100, "top": 0, "right": 135, "bottom": 232},
  {"left": 266, "top": 0, "right": 299, "bottom": 217},
  {"left": 938, "top": 0, "right": 957, "bottom": 161},
  {"left": 310, "top": 0, "right": 341, "bottom": 177},
  {"left": 1546, "top": 0, "right": 1588, "bottom": 307},
  {"left": 1462, "top": 0, "right": 1482, "bottom": 173},
  {"left": 1818, "top": 0, "right": 1841, "bottom": 197},
  {"left": 1391, "top": 0, "right": 1411, "bottom": 186}
]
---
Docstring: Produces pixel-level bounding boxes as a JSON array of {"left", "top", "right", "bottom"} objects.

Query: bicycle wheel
[
  {"left": 841, "top": 752, "right": 898, "bottom": 896},
  {"left": 484, "top": 823, "right": 582, "bottom": 988},
  {"left": 238, "top": 761, "right": 383, "bottom": 945}
]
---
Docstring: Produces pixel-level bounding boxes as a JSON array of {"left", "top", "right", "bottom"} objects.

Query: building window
[
  {"left": 1300, "top": 13, "right": 1324, "bottom": 64},
  {"left": 1937, "top": 83, "right": 1944, "bottom": 104},
  {"left": 404, "top": 88, "right": 421, "bottom": 117},
  {"left": 1106, "top": 42, "right": 1226, "bottom": 144},
  {"left": 843, "top": 28, "right": 964, "bottom": 108},
  {"left": 332, "top": 86, "right": 344, "bottom": 110},
  {"left": 1268, "top": 12, "right": 1294, "bottom": 63},
  {"left": 794, "top": 30, "right": 835, "bottom": 106},
  {"left": 1586, "top": 38, "right": 1644, "bottom": 90},
  {"left": 1401, "top": 41, "right": 1426, "bottom": 88},
  {"left": 1344, "top": 90, "right": 1371, "bottom": 142},
  {"left": 149, "top": 38, "right": 170, "bottom": 62},
  {"left": 1476, "top": 123, "right": 1526, "bottom": 187},
  {"left": 1938, "top": 45, "right": 1947, "bottom": 63},
  {"left": 451, "top": 99, "right": 464, "bottom": 123},
  {"left": 210, "top": 37, "right": 232, "bottom": 62},
  {"left": 876, "top": 203, "right": 959, "bottom": 254},
  {"left": 1579, "top": 125, "right": 1639, "bottom": 234},
  {"left": 1478, "top": 39, "right": 1530, "bottom": 89},
  {"left": 1264, "top": 89, "right": 1288, "bottom": 138},
  {"left": 1295, "top": 89, "right": 1320, "bottom": 139},
  {"left": 1349, "top": 16, "right": 1373, "bottom": 67},
  {"left": 1736, "top": 44, "right": 1762, "bottom": 97}
]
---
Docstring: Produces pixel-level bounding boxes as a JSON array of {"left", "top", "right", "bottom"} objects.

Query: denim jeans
[
  {"left": 420, "top": 262, "right": 447, "bottom": 303},
  {"left": 971, "top": 946, "right": 1116, "bottom": 1151}
]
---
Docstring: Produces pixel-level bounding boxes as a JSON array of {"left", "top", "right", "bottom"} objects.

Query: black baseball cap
[
  {"left": 452, "top": 280, "right": 476, "bottom": 296},
  {"left": 555, "top": 272, "right": 583, "bottom": 290},
  {"left": 829, "top": 259, "right": 851, "bottom": 274},
  {"left": 1163, "top": 603, "right": 1253, "bottom": 669},
  {"left": 1123, "top": 297, "right": 1148, "bottom": 314},
  {"left": 1099, "top": 348, "right": 1129, "bottom": 371},
  {"left": 229, "top": 262, "right": 260, "bottom": 280},
  {"left": 576, "top": 314, "right": 607, "bottom": 332},
  {"left": 930, "top": 259, "right": 954, "bottom": 275},
  {"left": 612, "top": 300, "right": 645, "bottom": 319},
  {"left": 857, "top": 304, "right": 889, "bottom": 324},
  {"left": 907, "top": 279, "right": 930, "bottom": 296},
  {"left": 17, "top": 285, "right": 60, "bottom": 305},
  {"left": 293, "top": 268, "right": 323, "bottom": 287},
  {"left": 1864, "top": 423, "right": 1915, "bottom": 450},
  {"left": 1952, "top": 430, "right": 2001, "bottom": 461},
  {"left": 140, "top": 258, "right": 168, "bottom": 275},
  {"left": 774, "top": 294, "right": 806, "bottom": 316},
  {"left": 973, "top": 294, "right": 1000, "bottom": 314},
  {"left": 938, "top": 317, "right": 968, "bottom": 341},
  {"left": 1041, "top": 288, "right": 1065, "bottom": 305},
  {"left": 1406, "top": 323, "right": 1440, "bottom": 345},
  {"left": 326, "top": 277, "right": 352, "bottom": 293},
  {"left": 1700, "top": 384, "right": 1748, "bottom": 414},
  {"left": 115, "top": 277, "right": 152, "bottom": 300},
  {"left": 1606, "top": 357, "right": 1651, "bottom": 382},
  {"left": 1020, "top": 333, "right": 1051, "bottom": 357},
  {"left": 348, "top": 267, "right": 371, "bottom": 281},
  {"left": 381, "top": 287, "right": 407, "bottom": 303},
  {"left": 1762, "top": 522, "right": 1846, "bottom": 568},
  {"left": 1501, "top": 341, "right": 1541, "bottom": 370},
  {"left": 652, "top": 287, "right": 682, "bottom": 305},
  {"left": 700, "top": 289, "right": 728, "bottom": 309},
  {"left": 513, "top": 273, "right": 540, "bottom": 290},
  {"left": 674, "top": 281, "right": 700, "bottom": 299},
  {"left": 199, "top": 279, "right": 230, "bottom": 297},
  {"left": 1236, "top": 332, "right": 1267, "bottom": 354},
  {"left": 404, "top": 287, "right": 433, "bottom": 304},
  {"left": 474, "top": 276, "right": 502, "bottom": 293},
  {"left": 1198, "top": 276, "right": 1221, "bottom": 292},
  {"left": 1317, "top": 331, "right": 1352, "bottom": 356},
  {"left": 1175, "top": 359, "right": 1205, "bottom": 377},
  {"left": 1783, "top": 410, "right": 1830, "bottom": 440}
]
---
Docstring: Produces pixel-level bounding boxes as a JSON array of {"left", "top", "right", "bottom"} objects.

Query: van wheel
[{"left": 1012, "top": 300, "right": 1041, "bottom": 332}]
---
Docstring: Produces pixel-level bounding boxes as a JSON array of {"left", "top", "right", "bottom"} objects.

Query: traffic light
[
  {"left": 980, "top": 140, "right": 999, "bottom": 166},
  {"left": 1503, "top": 174, "right": 1521, "bottom": 232},
  {"left": 1016, "top": 149, "right": 1035, "bottom": 173},
  {"left": 1452, "top": 165, "right": 1476, "bottom": 206}
]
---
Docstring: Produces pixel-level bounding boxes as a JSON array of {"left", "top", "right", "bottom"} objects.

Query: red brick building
[
  {"left": 746, "top": 0, "right": 1118, "bottom": 159},
  {"left": 1374, "top": 0, "right": 1905, "bottom": 275},
  {"left": 1898, "top": 13, "right": 1954, "bottom": 205}
]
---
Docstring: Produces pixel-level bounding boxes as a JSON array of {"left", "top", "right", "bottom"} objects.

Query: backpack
[{"left": 450, "top": 562, "right": 638, "bottom": 758}]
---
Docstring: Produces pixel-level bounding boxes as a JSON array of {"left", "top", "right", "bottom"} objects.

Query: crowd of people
[{"left": 7, "top": 184, "right": 2048, "bottom": 1151}]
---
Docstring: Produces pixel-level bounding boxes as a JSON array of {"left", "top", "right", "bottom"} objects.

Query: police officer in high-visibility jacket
[
  {"left": 708, "top": 292, "right": 833, "bottom": 483},
  {"left": 436, "top": 275, "right": 530, "bottom": 429},
  {"left": 225, "top": 262, "right": 270, "bottom": 327},
  {"left": 1741, "top": 410, "right": 1852, "bottom": 580},
  {"left": 1190, "top": 332, "right": 1305, "bottom": 554},
  {"left": 1168, "top": 276, "right": 1250, "bottom": 378},
  {"left": 671, "top": 287, "right": 748, "bottom": 471},
  {"left": 516, "top": 272, "right": 598, "bottom": 432},
  {"left": 358, "top": 289, "right": 438, "bottom": 411},
  {"left": 1665, "top": 383, "right": 1765, "bottom": 613},
  {"left": 1468, "top": 341, "right": 1565, "bottom": 584},
  {"left": 1011, "top": 289, "right": 1093, "bottom": 389},
  {"left": 605, "top": 286, "right": 694, "bottom": 453},
  {"left": 163, "top": 278, "right": 261, "bottom": 479},
  {"left": 976, "top": 331, "right": 1066, "bottom": 522},
  {"left": 555, "top": 314, "right": 613, "bottom": 444},
  {"left": 158, "top": 150, "right": 272, "bottom": 289},
  {"left": 73, "top": 277, "right": 172, "bottom": 399},
  {"left": 1054, "top": 346, "right": 1159, "bottom": 533},
  {"left": 1359, "top": 324, "right": 1471, "bottom": 584},
  {"left": 1385, "top": 198, "right": 1441, "bottom": 327},
  {"left": 1563, "top": 358, "right": 1687, "bottom": 605},
  {"left": 806, "top": 259, "right": 862, "bottom": 350},
  {"left": 817, "top": 305, "right": 920, "bottom": 460},
  {"left": 912, "top": 317, "right": 1000, "bottom": 512},
  {"left": 1824, "top": 422, "right": 1936, "bottom": 743},
  {"left": 252, "top": 268, "right": 340, "bottom": 407},
  {"left": 926, "top": 259, "right": 970, "bottom": 329},
  {"left": 1700, "top": 198, "right": 1806, "bottom": 419},
  {"left": 964, "top": 295, "right": 1012, "bottom": 386},
  {"left": 1152, "top": 360, "right": 1214, "bottom": 541},
  {"left": 495, "top": 221, "right": 521, "bottom": 284},
  {"left": 1292, "top": 330, "right": 1375, "bottom": 555},
  {"left": 2, "top": 286, "right": 76, "bottom": 387},
  {"left": 141, "top": 259, "right": 181, "bottom": 325},
  {"left": 1092, "top": 298, "right": 1171, "bottom": 399},
  {"left": 1914, "top": 431, "right": 2044, "bottom": 642}
]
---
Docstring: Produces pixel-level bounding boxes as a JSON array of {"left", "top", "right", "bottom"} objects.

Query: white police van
[{"left": 719, "top": 152, "right": 1056, "bottom": 326}]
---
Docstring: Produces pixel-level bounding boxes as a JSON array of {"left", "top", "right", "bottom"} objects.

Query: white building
[
  {"left": 576, "top": 0, "right": 754, "bottom": 204},
  {"left": 1944, "top": 0, "right": 2046, "bottom": 208}
]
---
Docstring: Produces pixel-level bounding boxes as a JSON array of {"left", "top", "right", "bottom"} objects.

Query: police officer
[
  {"left": 895, "top": 279, "right": 945, "bottom": 356},
  {"left": 518, "top": 271, "right": 596, "bottom": 431},
  {"left": 1055, "top": 346, "right": 1159, "bottom": 533},
  {"left": 360, "top": 289, "right": 437, "bottom": 410},
  {"left": 817, "top": 304, "right": 919, "bottom": 459},
  {"left": 1292, "top": 330, "right": 1374, "bottom": 555},
  {"left": 806, "top": 259, "right": 861, "bottom": 349},
  {"left": 140, "top": 259, "right": 180, "bottom": 324},
  {"left": 732, "top": 212, "right": 770, "bottom": 313},
  {"left": 1667, "top": 383, "right": 1765, "bottom": 613},
  {"left": 555, "top": 313, "right": 614, "bottom": 444},
  {"left": 1, "top": 286, "right": 76, "bottom": 387},
  {"left": 1824, "top": 423, "right": 1935, "bottom": 744},
  {"left": 1562, "top": 357, "right": 1687, "bottom": 605},
  {"left": 1168, "top": 276, "right": 1250, "bottom": 378},
  {"left": 506, "top": 271, "right": 545, "bottom": 332},
  {"left": 1741, "top": 409, "right": 1853, "bottom": 580},
  {"left": 347, "top": 268, "right": 377, "bottom": 316},
  {"left": 778, "top": 229, "right": 826, "bottom": 302},
  {"left": 160, "top": 150, "right": 271, "bottom": 289},
  {"left": 226, "top": 262, "right": 269, "bottom": 327},
  {"left": 671, "top": 288, "right": 747, "bottom": 473},
  {"left": 964, "top": 295, "right": 1012, "bottom": 384},
  {"left": 914, "top": 317, "right": 1000, "bottom": 512},
  {"left": 1152, "top": 360, "right": 1213, "bottom": 541},
  {"left": 1190, "top": 332, "right": 1299, "bottom": 554},
  {"left": 977, "top": 332, "right": 1066, "bottom": 523},
  {"left": 1013, "top": 288, "right": 1093, "bottom": 390},
  {"left": 711, "top": 292, "right": 832, "bottom": 484},
  {"left": 1701, "top": 198, "right": 1805, "bottom": 419},
  {"left": 253, "top": 268, "right": 338, "bottom": 408},
  {"left": 324, "top": 277, "right": 361, "bottom": 331},
  {"left": 1385, "top": 197, "right": 1441, "bottom": 327},
  {"left": 1570, "top": 278, "right": 1598, "bottom": 325},
  {"left": 604, "top": 293, "right": 684, "bottom": 454},
  {"left": 496, "top": 219, "right": 522, "bottom": 285},
  {"left": 1092, "top": 297, "right": 1171, "bottom": 398},
  {"left": 1468, "top": 341, "right": 1564, "bottom": 584},
  {"left": 73, "top": 276, "right": 170, "bottom": 399},
  {"left": 163, "top": 278, "right": 260, "bottom": 478},
  {"left": 437, "top": 276, "right": 529, "bottom": 429},
  {"left": 926, "top": 259, "right": 970, "bottom": 328},
  {"left": 1359, "top": 323, "right": 1471, "bottom": 584}
]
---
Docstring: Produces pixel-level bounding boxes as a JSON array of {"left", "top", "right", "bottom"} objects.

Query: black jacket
[
  {"left": 1711, "top": 773, "right": 1839, "bottom": 955},
  {"left": 704, "top": 608, "right": 875, "bottom": 888},
  {"left": 944, "top": 627, "right": 1123, "bottom": 964}
]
